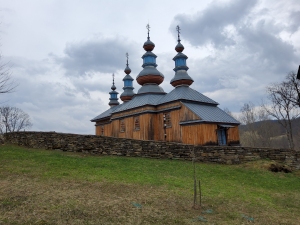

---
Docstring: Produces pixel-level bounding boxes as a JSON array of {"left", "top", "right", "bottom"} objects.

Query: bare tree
[
  {"left": 0, "top": 54, "right": 16, "bottom": 94},
  {"left": 0, "top": 106, "right": 32, "bottom": 134},
  {"left": 285, "top": 72, "right": 300, "bottom": 107},
  {"left": 239, "top": 102, "right": 279, "bottom": 148},
  {"left": 263, "top": 73, "right": 300, "bottom": 149}
]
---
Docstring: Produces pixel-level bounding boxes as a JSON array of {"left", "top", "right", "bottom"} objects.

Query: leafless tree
[
  {"left": 0, "top": 106, "right": 32, "bottom": 134},
  {"left": 263, "top": 72, "right": 300, "bottom": 149},
  {"left": 239, "top": 102, "right": 279, "bottom": 148},
  {"left": 285, "top": 72, "right": 300, "bottom": 107},
  {"left": 0, "top": 54, "right": 16, "bottom": 94}
]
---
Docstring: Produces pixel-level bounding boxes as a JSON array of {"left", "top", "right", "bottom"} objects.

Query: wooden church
[{"left": 91, "top": 26, "right": 240, "bottom": 146}]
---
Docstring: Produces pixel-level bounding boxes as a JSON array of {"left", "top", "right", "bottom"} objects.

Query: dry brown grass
[{"left": 0, "top": 174, "right": 299, "bottom": 225}]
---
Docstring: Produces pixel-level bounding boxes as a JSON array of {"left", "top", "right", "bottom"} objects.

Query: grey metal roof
[
  {"left": 173, "top": 52, "right": 188, "bottom": 60},
  {"left": 143, "top": 39, "right": 155, "bottom": 47},
  {"left": 182, "top": 102, "right": 240, "bottom": 124},
  {"left": 91, "top": 104, "right": 122, "bottom": 122},
  {"left": 137, "top": 84, "right": 165, "bottom": 94},
  {"left": 137, "top": 66, "right": 163, "bottom": 77},
  {"left": 170, "top": 70, "right": 194, "bottom": 83},
  {"left": 157, "top": 86, "right": 218, "bottom": 105},
  {"left": 142, "top": 51, "right": 157, "bottom": 58},
  {"left": 122, "top": 74, "right": 134, "bottom": 81},
  {"left": 113, "top": 93, "right": 165, "bottom": 113}
]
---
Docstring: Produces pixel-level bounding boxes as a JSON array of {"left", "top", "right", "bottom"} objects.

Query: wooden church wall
[
  {"left": 94, "top": 102, "right": 240, "bottom": 145},
  {"left": 227, "top": 126, "right": 240, "bottom": 144},
  {"left": 179, "top": 103, "right": 200, "bottom": 121},
  {"left": 181, "top": 124, "right": 218, "bottom": 145}
]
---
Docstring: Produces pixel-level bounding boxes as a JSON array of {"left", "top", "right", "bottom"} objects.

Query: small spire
[
  {"left": 121, "top": 53, "right": 135, "bottom": 102},
  {"left": 171, "top": 25, "right": 193, "bottom": 87},
  {"left": 146, "top": 23, "right": 150, "bottom": 40},
  {"left": 176, "top": 25, "right": 181, "bottom": 42},
  {"left": 111, "top": 73, "right": 116, "bottom": 90}
]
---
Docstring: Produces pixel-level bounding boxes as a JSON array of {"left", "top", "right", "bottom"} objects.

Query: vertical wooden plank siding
[
  {"left": 227, "top": 126, "right": 240, "bottom": 143},
  {"left": 94, "top": 102, "right": 240, "bottom": 145},
  {"left": 181, "top": 124, "right": 218, "bottom": 145}
]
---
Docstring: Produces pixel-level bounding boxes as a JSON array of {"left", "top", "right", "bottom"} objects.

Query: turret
[
  {"left": 120, "top": 53, "right": 135, "bottom": 102},
  {"left": 136, "top": 24, "right": 165, "bottom": 94},
  {"left": 108, "top": 73, "right": 120, "bottom": 107},
  {"left": 170, "top": 25, "right": 194, "bottom": 87}
]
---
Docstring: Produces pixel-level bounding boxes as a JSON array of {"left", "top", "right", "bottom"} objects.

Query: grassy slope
[{"left": 0, "top": 144, "right": 299, "bottom": 224}]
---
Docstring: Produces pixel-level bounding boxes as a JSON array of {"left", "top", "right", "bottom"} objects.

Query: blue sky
[{"left": 0, "top": 0, "right": 299, "bottom": 134}]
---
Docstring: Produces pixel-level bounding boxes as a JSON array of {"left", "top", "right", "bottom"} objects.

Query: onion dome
[
  {"left": 109, "top": 73, "right": 120, "bottom": 107},
  {"left": 120, "top": 53, "right": 135, "bottom": 102},
  {"left": 136, "top": 24, "right": 165, "bottom": 94},
  {"left": 170, "top": 25, "right": 194, "bottom": 87}
]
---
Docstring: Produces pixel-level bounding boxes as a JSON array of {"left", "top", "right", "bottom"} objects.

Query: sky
[{"left": 0, "top": 0, "right": 299, "bottom": 134}]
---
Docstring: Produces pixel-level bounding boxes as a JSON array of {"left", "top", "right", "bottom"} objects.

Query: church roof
[
  {"left": 113, "top": 94, "right": 165, "bottom": 113},
  {"left": 182, "top": 102, "right": 239, "bottom": 124},
  {"left": 157, "top": 86, "right": 218, "bottom": 105},
  {"left": 91, "top": 104, "right": 122, "bottom": 122}
]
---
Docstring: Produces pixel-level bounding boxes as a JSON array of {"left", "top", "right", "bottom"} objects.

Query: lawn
[{"left": 0, "top": 144, "right": 299, "bottom": 224}]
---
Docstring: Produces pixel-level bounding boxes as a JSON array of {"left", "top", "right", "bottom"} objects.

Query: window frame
[
  {"left": 163, "top": 112, "right": 172, "bottom": 128},
  {"left": 120, "top": 119, "right": 126, "bottom": 132},
  {"left": 134, "top": 116, "right": 140, "bottom": 131}
]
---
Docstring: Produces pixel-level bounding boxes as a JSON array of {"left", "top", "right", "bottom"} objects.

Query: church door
[{"left": 217, "top": 128, "right": 227, "bottom": 145}]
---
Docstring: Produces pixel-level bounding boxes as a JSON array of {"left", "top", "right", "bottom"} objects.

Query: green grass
[{"left": 0, "top": 144, "right": 300, "bottom": 224}]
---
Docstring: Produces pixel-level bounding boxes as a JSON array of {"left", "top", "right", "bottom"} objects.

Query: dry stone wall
[{"left": 4, "top": 131, "right": 300, "bottom": 170}]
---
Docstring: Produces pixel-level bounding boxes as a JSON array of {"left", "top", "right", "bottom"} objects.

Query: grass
[{"left": 0, "top": 144, "right": 300, "bottom": 224}]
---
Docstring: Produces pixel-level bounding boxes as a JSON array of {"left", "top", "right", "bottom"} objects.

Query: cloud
[
  {"left": 55, "top": 35, "right": 141, "bottom": 77},
  {"left": 239, "top": 20, "right": 297, "bottom": 74},
  {"left": 171, "top": 0, "right": 258, "bottom": 48},
  {"left": 288, "top": 10, "right": 300, "bottom": 33}
]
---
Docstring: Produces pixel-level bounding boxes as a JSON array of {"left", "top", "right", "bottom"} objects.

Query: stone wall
[{"left": 3, "top": 131, "right": 300, "bottom": 170}]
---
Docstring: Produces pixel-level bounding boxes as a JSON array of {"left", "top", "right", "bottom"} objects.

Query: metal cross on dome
[
  {"left": 176, "top": 25, "right": 181, "bottom": 42},
  {"left": 126, "top": 52, "right": 129, "bottom": 66},
  {"left": 112, "top": 73, "right": 115, "bottom": 85},
  {"left": 146, "top": 23, "right": 150, "bottom": 39}
]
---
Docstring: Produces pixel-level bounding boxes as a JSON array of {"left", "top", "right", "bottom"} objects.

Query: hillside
[
  {"left": 239, "top": 117, "right": 300, "bottom": 149},
  {"left": 1, "top": 144, "right": 299, "bottom": 224}
]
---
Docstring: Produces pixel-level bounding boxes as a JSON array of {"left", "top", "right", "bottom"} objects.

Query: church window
[
  {"left": 101, "top": 126, "right": 104, "bottom": 135},
  {"left": 134, "top": 116, "right": 140, "bottom": 131},
  {"left": 120, "top": 119, "right": 126, "bottom": 132},
  {"left": 163, "top": 113, "right": 171, "bottom": 128}
]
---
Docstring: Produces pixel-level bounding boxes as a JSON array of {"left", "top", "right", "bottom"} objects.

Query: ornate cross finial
[
  {"left": 146, "top": 23, "right": 150, "bottom": 40},
  {"left": 126, "top": 52, "right": 129, "bottom": 66},
  {"left": 112, "top": 73, "right": 115, "bottom": 85},
  {"left": 176, "top": 25, "right": 181, "bottom": 42}
]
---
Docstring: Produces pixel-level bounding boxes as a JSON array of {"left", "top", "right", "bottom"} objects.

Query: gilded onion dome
[
  {"left": 120, "top": 53, "right": 135, "bottom": 102},
  {"left": 108, "top": 73, "right": 120, "bottom": 107},
  {"left": 170, "top": 25, "right": 194, "bottom": 87},
  {"left": 136, "top": 24, "right": 165, "bottom": 94}
]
